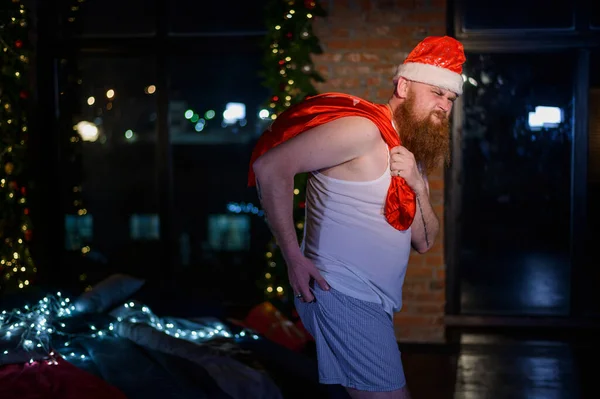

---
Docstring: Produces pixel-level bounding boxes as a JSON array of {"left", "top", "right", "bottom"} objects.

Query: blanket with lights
[{"left": 0, "top": 276, "right": 283, "bottom": 399}]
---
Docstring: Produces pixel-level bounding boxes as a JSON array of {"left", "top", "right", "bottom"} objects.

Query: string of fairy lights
[
  {"left": 0, "top": 0, "right": 36, "bottom": 291},
  {"left": 0, "top": 291, "right": 259, "bottom": 365},
  {"left": 258, "top": 0, "right": 325, "bottom": 301}
]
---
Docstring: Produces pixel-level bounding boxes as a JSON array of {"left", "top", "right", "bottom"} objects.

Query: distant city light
[
  {"left": 223, "top": 103, "right": 246, "bottom": 125},
  {"left": 528, "top": 106, "right": 563, "bottom": 130},
  {"left": 185, "top": 110, "right": 194, "bottom": 119},
  {"left": 106, "top": 89, "right": 115, "bottom": 99},
  {"left": 205, "top": 110, "right": 216, "bottom": 120},
  {"left": 87, "top": 96, "right": 95, "bottom": 106},
  {"left": 76, "top": 121, "right": 99, "bottom": 142},
  {"left": 259, "top": 109, "right": 270, "bottom": 119},
  {"left": 145, "top": 85, "right": 156, "bottom": 94},
  {"left": 125, "top": 129, "right": 134, "bottom": 139}
]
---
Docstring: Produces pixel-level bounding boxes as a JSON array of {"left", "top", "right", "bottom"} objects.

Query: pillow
[{"left": 72, "top": 274, "right": 145, "bottom": 314}]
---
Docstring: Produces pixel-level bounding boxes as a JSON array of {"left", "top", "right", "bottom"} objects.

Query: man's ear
[{"left": 394, "top": 77, "right": 410, "bottom": 99}]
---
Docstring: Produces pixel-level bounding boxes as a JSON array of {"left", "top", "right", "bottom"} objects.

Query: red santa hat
[{"left": 393, "top": 36, "right": 466, "bottom": 95}]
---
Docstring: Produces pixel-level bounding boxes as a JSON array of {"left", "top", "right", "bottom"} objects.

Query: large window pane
[
  {"left": 72, "top": 0, "right": 156, "bottom": 36},
  {"left": 591, "top": 6, "right": 600, "bottom": 29},
  {"left": 60, "top": 57, "right": 158, "bottom": 282},
  {"left": 168, "top": 46, "right": 269, "bottom": 302},
  {"left": 168, "top": 0, "right": 267, "bottom": 34},
  {"left": 584, "top": 50, "right": 600, "bottom": 315},
  {"left": 462, "top": 0, "right": 575, "bottom": 31},
  {"left": 458, "top": 52, "right": 574, "bottom": 315}
]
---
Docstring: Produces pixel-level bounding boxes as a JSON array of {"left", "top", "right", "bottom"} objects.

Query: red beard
[{"left": 393, "top": 93, "right": 451, "bottom": 176}]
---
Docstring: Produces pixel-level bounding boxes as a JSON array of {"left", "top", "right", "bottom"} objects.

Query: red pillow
[{"left": 0, "top": 354, "right": 127, "bottom": 399}]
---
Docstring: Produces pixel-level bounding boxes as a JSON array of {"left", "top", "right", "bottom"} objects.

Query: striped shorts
[{"left": 295, "top": 285, "right": 406, "bottom": 392}]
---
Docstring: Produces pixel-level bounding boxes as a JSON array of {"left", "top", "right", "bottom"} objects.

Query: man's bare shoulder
[
  {"left": 320, "top": 115, "right": 380, "bottom": 137},
  {"left": 253, "top": 116, "right": 382, "bottom": 176}
]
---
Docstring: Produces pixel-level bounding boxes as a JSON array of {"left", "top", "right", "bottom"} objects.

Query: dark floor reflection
[
  {"left": 460, "top": 250, "right": 571, "bottom": 315},
  {"left": 398, "top": 332, "right": 594, "bottom": 399},
  {"left": 454, "top": 334, "right": 579, "bottom": 399}
]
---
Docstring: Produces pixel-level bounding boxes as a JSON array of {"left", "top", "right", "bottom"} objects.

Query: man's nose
[{"left": 439, "top": 100, "right": 452, "bottom": 113}]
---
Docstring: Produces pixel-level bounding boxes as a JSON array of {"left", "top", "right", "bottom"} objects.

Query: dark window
[
  {"left": 591, "top": 5, "right": 600, "bottom": 28},
  {"left": 457, "top": 52, "right": 575, "bottom": 315},
  {"left": 168, "top": 50, "right": 270, "bottom": 145},
  {"left": 73, "top": 0, "right": 156, "bottom": 36},
  {"left": 168, "top": 0, "right": 267, "bottom": 34},
  {"left": 207, "top": 214, "right": 251, "bottom": 251},
  {"left": 462, "top": 0, "right": 575, "bottom": 31},
  {"left": 584, "top": 50, "right": 600, "bottom": 315},
  {"left": 59, "top": 57, "right": 158, "bottom": 276},
  {"left": 168, "top": 50, "right": 268, "bottom": 271}
]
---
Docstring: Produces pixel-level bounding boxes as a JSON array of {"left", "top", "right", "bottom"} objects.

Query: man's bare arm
[
  {"left": 410, "top": 177, "right": 439, "bottom": 253},
  {"left": 254, "top": 171, "right": 299, "bottom": 260},
  {"left": 252, "top": 116, "right": 381, "bottom": 263}
]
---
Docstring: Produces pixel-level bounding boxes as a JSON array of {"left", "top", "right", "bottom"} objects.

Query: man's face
[
  {"left": 393, "top": 82, "right": 457, "bottom": 175},
  {"left": 406, "top": 81, "right": 457, "bottom": 125}
]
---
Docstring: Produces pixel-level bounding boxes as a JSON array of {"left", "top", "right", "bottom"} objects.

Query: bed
[{"left": 0, "top": 274, "right": 332, "bottom": 399}]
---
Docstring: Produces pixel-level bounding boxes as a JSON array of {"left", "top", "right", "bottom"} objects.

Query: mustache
[{"left": 431, "top": 110, "right": 448, "bottom": 120}]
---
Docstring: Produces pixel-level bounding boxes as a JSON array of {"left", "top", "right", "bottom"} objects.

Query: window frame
[
  {"left": 452, "top": 0, "right": 599, "bottom": 40},
  {"left": 446, "top": 0, "right": 595, "bottom": 320},
  {"left": 33, "top": 0, "right": 268, "bottom": 280}
]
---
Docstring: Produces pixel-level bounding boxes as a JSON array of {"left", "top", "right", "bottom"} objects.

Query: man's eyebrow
[{"left": 434, "top": 86, "right": 457, "bottom": 99}]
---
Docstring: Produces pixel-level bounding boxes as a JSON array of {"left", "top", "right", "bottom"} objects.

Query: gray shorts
[{"left": 295, "top": 285, "right": 406, "bottom": 392}]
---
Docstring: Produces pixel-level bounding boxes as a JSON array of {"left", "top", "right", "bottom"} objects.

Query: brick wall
[{"left": 311, "top": 0, "right": 448, "bottom": 342}]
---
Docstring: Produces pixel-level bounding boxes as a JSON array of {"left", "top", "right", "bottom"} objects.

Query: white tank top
[{"left": 300, "top": 151, "right": 412, "bottom": 316}]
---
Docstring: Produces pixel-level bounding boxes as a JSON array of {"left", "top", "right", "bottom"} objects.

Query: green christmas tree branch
[
  {"left": 0, "top": 0, "right": 35, "bottom": 293},
  {"left": 257, "top": 0, "right": 326, "bottom": 305}
]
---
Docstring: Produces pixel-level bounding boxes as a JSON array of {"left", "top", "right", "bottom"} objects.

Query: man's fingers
[
  {"left": 292, "top": 282, "right": 314, "bottom": 302},
  {"left": 393, "top": 146, "right": 414, "bottom": 160},
  {"left": 391, "top": 152, "right": 411, "bottom": 164},
  {"left": 302, "top": 291, "right": 315, "bottom": 302},
  {"left": 391, "top": 160, "right": 410, "bottom": 173},
  {"left": 299, "top": 285, "right": 314, "bottom": 302},
  {"left": 391, "top": 159, "right": 407, "bottom": 167},
  {"left": 291, "top": 262, "right": 329, "bottom": 303},
  {"left": 313, "top": 273, "right": 330, "bottom": 292},
  {"left": 390, "top": 153, "right": 402, "bottom": 162}
]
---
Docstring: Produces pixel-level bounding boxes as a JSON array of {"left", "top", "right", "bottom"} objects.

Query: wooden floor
[
  {"left": 401, "top": 332, "right": 595, "bottom": 399},
  {"left": 312, "top": 330, "right": 596, "bottom": 399}
]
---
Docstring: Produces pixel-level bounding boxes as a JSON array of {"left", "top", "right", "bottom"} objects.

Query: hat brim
[{"left": 394, "top": 62, "right": 464, "bottom": 95}]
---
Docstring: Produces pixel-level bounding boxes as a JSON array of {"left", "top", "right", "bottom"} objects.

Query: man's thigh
[{"left": 296, "top": 285, "right": 406, "bottom": 391}]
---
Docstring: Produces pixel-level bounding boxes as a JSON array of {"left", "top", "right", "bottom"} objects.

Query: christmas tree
[
  {"left": 0, "top": 0, "right": 35, "bottom": 293},
  {"left": 257, "top": 0, "right": 326, "bottom": 305}
]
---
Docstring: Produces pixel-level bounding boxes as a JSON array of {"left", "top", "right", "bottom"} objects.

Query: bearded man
[{"left": 248, "top": 36, "right": 466, "bottom": 399}]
